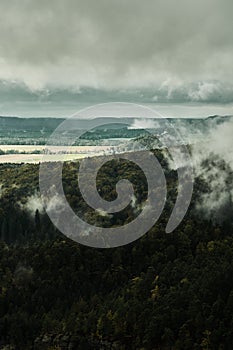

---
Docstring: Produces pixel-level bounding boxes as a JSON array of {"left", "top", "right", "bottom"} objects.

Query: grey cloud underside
[
  {"left": 1, "top": 81, "right": 233, "bottom": 105},
  {"left": 0, "top": 0, "right": 232, "bottom": 97}
]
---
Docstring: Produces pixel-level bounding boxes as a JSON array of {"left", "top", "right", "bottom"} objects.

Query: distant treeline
[{"left": 0, "top": 149, "right": 42, "bottom": 155}]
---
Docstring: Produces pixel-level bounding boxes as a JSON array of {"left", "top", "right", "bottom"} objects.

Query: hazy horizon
[
  {"left": 1, "top": 103, "right": 232, "bottom": 119},
  {"left": 1, "top": 86, "right": 233, "bottom": 119}
]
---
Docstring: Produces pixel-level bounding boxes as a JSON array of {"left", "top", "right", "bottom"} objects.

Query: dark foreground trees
[{"left": 0, "top": 158, "right": 232, "bottom": 349}]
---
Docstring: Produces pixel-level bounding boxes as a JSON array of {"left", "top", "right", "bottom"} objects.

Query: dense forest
[{"left": 0, "top": 150, "right": 233, "bottom": 349}]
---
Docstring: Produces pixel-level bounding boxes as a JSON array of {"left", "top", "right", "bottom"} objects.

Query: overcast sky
[{"left": 0, "top": 0, "right": 233, "bottom": 115}]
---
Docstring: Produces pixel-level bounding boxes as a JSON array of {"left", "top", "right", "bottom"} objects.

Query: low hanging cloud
[
  {"left": 191, "top": 118, "right": 233, "bottom": 221},
  {"left": 128, "top": 119, "right": 160, "bottom": 130},
  {"left": 193, "top": 118, "right": 233, "bottom": 169},
  {"left": 20, "top": 191, "right": 66, "bottom": 217}
]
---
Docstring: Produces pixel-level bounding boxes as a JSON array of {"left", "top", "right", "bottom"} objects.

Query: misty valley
[{"left": 1, "top": 0, "right": 233, "bottom": 348}]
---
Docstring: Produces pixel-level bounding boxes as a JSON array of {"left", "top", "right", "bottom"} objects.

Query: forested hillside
[{"left": 0, "top": 152, "right": 233, "bottom": 349}]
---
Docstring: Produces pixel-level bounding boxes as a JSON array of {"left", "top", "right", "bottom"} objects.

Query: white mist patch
[
  {"left": 204, "top": 120, "right": 233, "bottom": 168},
  {"left": 191, "top": 119, "right": 233, "bottom": 220},
  {"left": 21, "top": 191, "right": 66, "bottom": 216},
  {"left": 192, "top": 119, "right": 233, "bottom": 173},
  {"left": 96, "top": 209, "right": 112, "bottom": 218},
  {"left": 128, "top": 119, "right": 160, "bottom": 130},
  {"left": 46, "top": 194, "right": 66, "bottom": 214},
  {"left": 130, "top": 194, "right": 137, "bottom": 208},
  {"left": 21, "top": 192, "right": 44, "bottom": 215},
  {"left": 195, "top": 160, "right": 231, "bottom": 218}
]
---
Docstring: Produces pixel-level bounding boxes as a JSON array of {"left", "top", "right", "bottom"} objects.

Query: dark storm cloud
[{"left": 0, "top": 0, "right": 232, "bottom": 101}]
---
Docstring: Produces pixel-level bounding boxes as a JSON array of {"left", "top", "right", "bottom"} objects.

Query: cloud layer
[{"left": 0, "top": 0, "right": 232, "bottom": 93}]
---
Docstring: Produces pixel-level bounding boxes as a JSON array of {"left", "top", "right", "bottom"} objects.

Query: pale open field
[
  {"left": 0, "top": 145, "right": 110, "bottom": 163},
  {"left": 0, "top": 145, "right": 109, "bottom": 152}
]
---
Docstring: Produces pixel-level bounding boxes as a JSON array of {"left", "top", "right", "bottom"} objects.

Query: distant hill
[
  {"left": 0, "top": 116, "right": 64, "bottom": 131},
  {"left": 0, "top": 114, "right": 232, "bottom": 130},
  {"left": 0, "top": 114, "right": 232, "bottom": 145}
]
